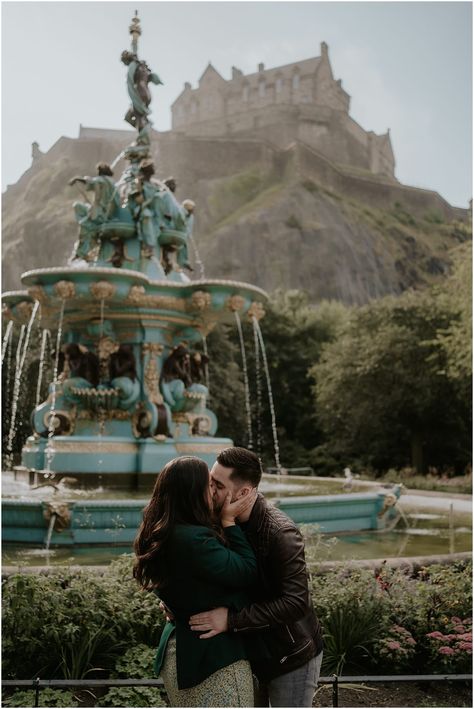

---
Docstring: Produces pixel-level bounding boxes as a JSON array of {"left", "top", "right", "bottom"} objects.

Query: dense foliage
[
  {"left": 208, "top": 245, "right": 472, "bottom": 474},
  {"left": 2, "top": 558, "right": 471, "bottom": 707},
  {"left": 310, "top": 560, "right": 472, "bottom": 675},
  {"left": 312, "top": 243, "right": 471, "bottom": 473},
  {"left": 2, "top": 556, "right": 164, "bottom": 681}
]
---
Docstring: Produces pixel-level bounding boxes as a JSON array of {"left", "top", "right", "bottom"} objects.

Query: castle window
[
  {"left": 243, "top": 85, "right": 249, "bottom": 101},
  {"left": 259, "top": 81, "right": 266, "bottom": 97},
  {"left": 276, "top": 77, "right": 283, "bottom": 93},
  {"left": 292, "top": 74, "right": 300, "bottom": 90}
]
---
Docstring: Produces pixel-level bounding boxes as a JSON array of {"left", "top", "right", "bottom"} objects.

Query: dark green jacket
[{"left": 154, "top": 523, "right": 257, "bottom": 689}]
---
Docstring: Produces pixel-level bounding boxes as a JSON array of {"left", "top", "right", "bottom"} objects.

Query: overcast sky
[{"left": 2, "top": 1, "right": 472, "bottom": 207}]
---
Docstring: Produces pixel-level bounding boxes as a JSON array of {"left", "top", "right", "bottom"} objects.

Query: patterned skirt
[{"left": 160, "top": 635, "right": 255, "bottom": 707}]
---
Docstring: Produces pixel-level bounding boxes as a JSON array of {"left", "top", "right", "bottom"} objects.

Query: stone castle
[
  {"left": 3, "top": 40, "right": 470, "bottom": 302},
  {"left": 171, "top": 43, "right": 395, "bottom": 180}
]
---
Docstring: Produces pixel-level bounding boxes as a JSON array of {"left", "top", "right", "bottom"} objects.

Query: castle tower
[{"left": 171, "top": 45, "right": 395, "bottom": 179}]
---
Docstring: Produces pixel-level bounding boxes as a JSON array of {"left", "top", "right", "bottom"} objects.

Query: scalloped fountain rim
[{"left": 17, "top": 267, "right": 269, "bottom": 299}]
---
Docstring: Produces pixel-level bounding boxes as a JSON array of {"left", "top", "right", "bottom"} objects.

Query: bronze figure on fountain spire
[{"left": 121, "top": 12, "right": 163, "bottom": 142}]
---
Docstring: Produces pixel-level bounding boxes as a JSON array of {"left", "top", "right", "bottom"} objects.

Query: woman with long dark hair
[{"left": 134, "top": 456, "right": 257, "bottom": 707}]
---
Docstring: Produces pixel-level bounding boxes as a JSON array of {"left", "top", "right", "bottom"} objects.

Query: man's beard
[
  {"left": 212, "top": 496, "right": 224, "bottom": 514},
  {"left": 212, "top": 493, "right": 237, "bottom": 515}
]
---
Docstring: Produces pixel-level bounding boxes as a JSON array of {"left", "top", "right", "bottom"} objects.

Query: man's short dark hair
[{"left": 216, "top": 447, "right": 263, "bottom": 487}]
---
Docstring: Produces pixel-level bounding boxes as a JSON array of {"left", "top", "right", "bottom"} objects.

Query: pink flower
[
  {"left": 456, "top": 641, "right": 472, "bottom": 652},
  {"left": 438, "top": 646, "right": 455, "bottom": 655},
  {"left": 427, "top": 631, "right": 445, "bottom": 640},
  {"left": 387, "top": 640, "right": 401, "bottom": 650},
  {"left": 406, "top": 637, "right": 416, "bottom": 646},
  {"left": 453, "top": 625, "right": 465, "bottom": 633},
  {"left": 451, "top": 617, "right": 462, "bottom": 624},
  {"left": 457, "top": 633, "right": 472, "bottom": 641}
]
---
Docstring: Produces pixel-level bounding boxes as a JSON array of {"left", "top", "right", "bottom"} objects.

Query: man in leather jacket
[{"left": 189, "top": 447, "right": 323, "bottom": 707}]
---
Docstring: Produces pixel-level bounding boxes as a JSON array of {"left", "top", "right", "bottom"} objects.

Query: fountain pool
[{"left": 2, "top": 473, "right": 471, "bottom": 568}]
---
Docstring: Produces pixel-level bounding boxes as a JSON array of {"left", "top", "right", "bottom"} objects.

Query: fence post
[
  {"left": 332, "top": 674, "right": 338, "bottom": 707},
  {"left": 34, "top": 678, "right": 40, "bottom": 708}
]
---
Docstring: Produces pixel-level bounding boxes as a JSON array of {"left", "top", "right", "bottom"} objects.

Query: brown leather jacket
[{"left": 227, "top": 494, "right": 323, "bottom": 680}]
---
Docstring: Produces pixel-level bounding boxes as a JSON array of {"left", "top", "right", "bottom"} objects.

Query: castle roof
[
  {"left": 198, "top": 62, "right": 226, "bottom": 85},
  {"left": 238, "top": 56, "right": 321, "bottom": 84},
  {"left": 175, "top": 55, "right": 324, "bottom": 104}
]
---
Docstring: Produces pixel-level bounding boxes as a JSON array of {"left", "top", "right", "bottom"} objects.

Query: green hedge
[{"left": 2, "top": 556, "right": 472, "bottom": 707}]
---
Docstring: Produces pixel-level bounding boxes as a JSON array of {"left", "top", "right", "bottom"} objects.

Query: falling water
[
  {"left": 189, "top": 234, "right": 205, "bottom": 279},
  {"left": 5, "top": 325, "right": 26, "bottom": 469},
  {"left": 1, "top": 320, "right": 13, "bottom": 366},
  {"left": 4, "top": 326, "right": 13, "bottom": 440},
  {"left": 202, "top": 335, "right": 210, "bottom": 395},
  {"left": 234, "top": 311, "right": 253, "bottom": 449},
  {"left": 97, "top": 299, "right": 106, "bottom": 472},
  {"left": 36, "top": 329, "right": 51, "bottom": 409},
  {"left": 253, "top": 322, "right": 263, "bottom": 457},
  {"left": 252, "top": 317, "right": 281, "bottom": 472},
  {"left": 110, "top": 149, "right": 125, "bottom": 170},
  {"left": 5, "top": 301, "right": 40, "bottom": 468},
  {"left": 44, "top": 513, "right": 57, "bottom": 551},
  {"left": 44, "top": 300, "right": 66, "bottom": 474},
  {"left": 97, "top": 410, "right": 106, "bottom": 473},
  {"left": 99, "top": 299, "right": 105, "bottom": 340}
]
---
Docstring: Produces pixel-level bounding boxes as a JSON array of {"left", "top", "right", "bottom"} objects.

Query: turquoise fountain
[
  {"left": 2, "top": 15, "right": 400, "bottom": 550},
  {"left": 2, "top": 14, "right": 266, "bottom": 492}
]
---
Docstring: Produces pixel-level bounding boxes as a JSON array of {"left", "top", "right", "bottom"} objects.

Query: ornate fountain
[
  {"left": 2, "top": 15, "right": 402, "bottom": 552},
  {"left": 2, "top": 14, "right": 267, "bottom": 490}
]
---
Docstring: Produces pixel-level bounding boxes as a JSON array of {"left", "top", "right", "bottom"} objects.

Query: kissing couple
[{"left": 134, "top": 447, "right": 323, "bottom": 707}]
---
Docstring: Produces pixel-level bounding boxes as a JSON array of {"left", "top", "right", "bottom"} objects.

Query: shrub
[
  {"left": 374, "top": 625, "right": 417, "bottom": 672},
  {"left": 321, "top": 601, "right": 385, "bottom": 674},
  {"left": 311, "top": 561, "right": 472, "bottom": 675},
  {"left": 2, "top": 556, "right": 164, "bottom": 680},
  {"left": 302, "top": 179, "right": 319, "bottom": 194},
  {"left": 98, "top": 644, "right": 167, "bottom": 707},
  {"left": 424, "top": 210, "right": 444, "bottom": 224},
  {"left": 97, "top": 687, "right": 167, "bottom": 707},
  {"left": 285, "top": 214, "right": 302, "bottom": 229},
  {"left": 424, "top": 616, "right": 472, "bottom": 673},
  {"left": 3, "top": 688, "right": 79, "bottom": 707},
  {"left": 311, "top": 568, "right": 390, "bottom": 673}
]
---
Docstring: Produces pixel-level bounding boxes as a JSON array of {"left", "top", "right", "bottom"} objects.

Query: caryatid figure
[{"left": 68, "top": 163, "right": 117, "bottom": 261}]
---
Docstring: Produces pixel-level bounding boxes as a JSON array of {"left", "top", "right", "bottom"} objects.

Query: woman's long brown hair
[{"left": 133, "top": 456, "right": 219, "bottom": 590}]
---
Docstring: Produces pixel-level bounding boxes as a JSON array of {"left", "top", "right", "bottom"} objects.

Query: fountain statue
[{"left": 2, "top": 13, "right": 267, "bottom": 490}]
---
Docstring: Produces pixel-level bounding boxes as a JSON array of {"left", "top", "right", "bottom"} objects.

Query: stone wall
[{"left": 295, "top": 141, "right": 468, "bottom": 220}]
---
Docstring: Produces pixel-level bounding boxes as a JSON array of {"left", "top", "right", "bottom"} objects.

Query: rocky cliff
[{"left": 2, "top": 133, "right": 470, "bottom": 304}]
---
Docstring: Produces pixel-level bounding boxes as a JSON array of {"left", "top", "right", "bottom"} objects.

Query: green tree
[
  {"left": 312, "top": 289, "right": 471, "bottom": 473},
  {"left": 433, "top": 242, "right": 472, "bottom": 387}
]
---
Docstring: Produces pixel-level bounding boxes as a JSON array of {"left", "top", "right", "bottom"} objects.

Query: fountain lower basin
[{"left": 2, "top": 487, "right": 401, "bottom": 546}]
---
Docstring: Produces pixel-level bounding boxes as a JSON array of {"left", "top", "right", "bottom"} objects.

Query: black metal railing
[{"left": 2, "top": 673, "right": 472, "bottom": 707}]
